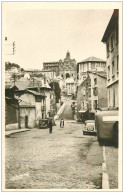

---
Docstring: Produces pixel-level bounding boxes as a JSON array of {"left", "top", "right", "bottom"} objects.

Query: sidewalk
[
  {"left": 104, "top": 146, "right": 118, "bottom": 189},
  {"left": 5, "top": 129, "right": 31, "bottom": 136}
]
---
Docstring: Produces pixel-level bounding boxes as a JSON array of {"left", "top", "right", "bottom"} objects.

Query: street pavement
[
  {"left": 5, "top": 120, "right": 103, "bottom": 190},
  {"left": 60, "top": 100, "right": 74, "bottom": 120}
]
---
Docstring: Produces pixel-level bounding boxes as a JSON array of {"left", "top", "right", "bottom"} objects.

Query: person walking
[
  {"left": 49, "top": 119, "right": 53, "bottom": 134},
  {"left": 60, "top": 118, "right": 64, "bottom": 128}
]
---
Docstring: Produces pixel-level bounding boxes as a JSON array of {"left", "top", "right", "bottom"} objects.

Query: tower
[{"left": 66, "top": 51, "right": 70, "bottom": 59}]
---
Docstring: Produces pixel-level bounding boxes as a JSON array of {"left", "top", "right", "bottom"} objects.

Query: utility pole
[{"left": 5, "top": 39, "right": 16, "bottom": 55}]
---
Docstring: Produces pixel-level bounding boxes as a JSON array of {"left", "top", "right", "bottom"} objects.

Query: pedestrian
[
  {"left": 49, "top": 119, "right": 53, "bottom": 134},
  {"left": 60, "top": 118, "right": 64, "bottom": 128}
]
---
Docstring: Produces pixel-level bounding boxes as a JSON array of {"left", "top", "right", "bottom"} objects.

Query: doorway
[
  {"left": 25, "top": 115, "right": 28, "bottom": 128},
  {"left": 66, "top": 73, "right": 70, "bottom": 79}
]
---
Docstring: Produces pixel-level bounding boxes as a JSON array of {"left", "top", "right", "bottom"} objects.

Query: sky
[{"left": 3, "top": 4, "right": 113, "bottom": 70}]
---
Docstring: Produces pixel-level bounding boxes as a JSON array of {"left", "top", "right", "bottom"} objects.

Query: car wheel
[{"left": 98, "top": 138, "right": 104, "bottom": 146}]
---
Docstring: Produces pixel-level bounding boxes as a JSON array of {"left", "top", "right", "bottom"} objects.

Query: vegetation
[
  {"left": 5, "top": 62, "right": 25, "bottom": 72},
  {"left": 49, "top": 81, "right": 61, "bottom": 103}
]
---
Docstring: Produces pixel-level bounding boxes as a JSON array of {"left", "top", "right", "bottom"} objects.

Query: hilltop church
[{"left": 42, "top": 51, "right": 77, "bottom": 96}]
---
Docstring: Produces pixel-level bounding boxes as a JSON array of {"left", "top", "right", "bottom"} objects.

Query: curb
[
  {"left": 5, "top": 129, "right": 31, "bottom": 136},
  {"left": 102, "top": 146, "right": 110, "bottom": 189}
]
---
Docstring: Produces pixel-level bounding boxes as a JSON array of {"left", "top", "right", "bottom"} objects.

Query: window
[
  {"left": 87, "top": 63, "right": 89, "bottom": 71},
  {"left": 113, "top": 88, "right": 115, "bottom": 107},
  {"left": 93, "top": 87, "right": 98, "bottom": 96},
  {"left": 94, "top": 78, "right": 97, "bottom": 85},
  {"left": 83, "top": 89, "right": 86, "bottom": 95},
  {"left": 108, "top": 66, "right": 110, "bottom": 80},
  {"left": 116, "top": 25, "right": 118, "bottom": 44},
  {"left": 109, "top": 90, "right": 111, "bottom": 105},
  {"left": 111, "top": 34, "right": 114, "bottom": 51},
  {"left": 107, "top": 42, "right": 109, "bottom": 57},
  {"left": 112, "top": 60, "right": 115, "bottom": 76},
  {"left": 94, "top": 100, "right": 98, "bottom": 110},
  {"left": 82, "top": 102, "right": 84, "bottom": 109},
  {"left": 92, "top": 63, "right": 95, "bottom": 69},
  {"left": 117, "top": 55, "right": 119, "bottom": 72},
  {"left": 88, "top": 88, "right": 91, "bottom": 97}
]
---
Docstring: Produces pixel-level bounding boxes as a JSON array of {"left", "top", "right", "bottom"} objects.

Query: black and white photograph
[{"left": 2, "top": 1, "right": 122, "bottom": 191}]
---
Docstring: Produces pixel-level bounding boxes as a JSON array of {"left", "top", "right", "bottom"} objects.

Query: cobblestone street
[{"left": 5, "top": 120, "right": 103, "bottom": 190}]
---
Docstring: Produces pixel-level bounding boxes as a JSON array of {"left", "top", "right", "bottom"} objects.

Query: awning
[{"left": 78, "top": 110, "right": 87, "bottom": 113}]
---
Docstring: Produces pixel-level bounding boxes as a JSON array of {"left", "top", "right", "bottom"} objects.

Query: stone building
[
  {"left": 5, "top": 85, "right": 19, "bottom": 130},
  {"left": 8, "top": 76, "right": 56, "bottom": 129},
  {"left": 14, "top": 89, "right": 46, "bottom": 128},
  {"left": 43, "top": 51, "right": 77, "bottom": 98},
  {"left": 43, "top": 51, "right": 77, "bottom": 83},
  {"left": 76, "top": 72, "right": 108, "bottom": 121},
  {"left": 101, "top": 9, "right": 119, "bottom": 108},
  {"left": 77, "top": 56, "right": 106, "bottom": 84},
  {"left": 43, "top": 62, "right": 60, "bottom": 76},
  {"left": 65, "top": 77, "right": 76, "bottom": 96},
  {"left": 59, "top": 51, "right": 77, "bottom": 80}
]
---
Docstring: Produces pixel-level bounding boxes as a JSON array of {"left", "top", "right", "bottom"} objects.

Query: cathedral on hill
[
  {"left": 59, "top": 51, "right": 77, "bottom": 80},
  {"left": 43, "top": 51, "right": 77, "bottom": 80},
  {"left": 43, "top": 51, "right": 77, "bottom": 96}
]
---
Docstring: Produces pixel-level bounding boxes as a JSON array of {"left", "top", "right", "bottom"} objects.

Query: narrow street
[
  {"left": 60, "top": 100, "right": 74, "bottom": 120},
  {"left": 5, "top": 120, "right": 103, "bottom": 189}
]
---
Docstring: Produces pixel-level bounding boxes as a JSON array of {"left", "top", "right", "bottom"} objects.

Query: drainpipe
[{"left": 18, "top": 106, "right": 21, "bottom": 129}]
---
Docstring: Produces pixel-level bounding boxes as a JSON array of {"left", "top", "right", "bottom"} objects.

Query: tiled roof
[
  {"left": 26, "top": 89, "right": 46, "bottom": 97},
  {"left": 5, "top": 84, "right": 14, "bottom": 89},
  {"left": 15, "top": 77, "right": 51, "bottom": 90},
  {"left": 78, "top": 56, "right": 106, "bottom": 63},
  {"left": 15, "top": 79, "right": 31, "bottom": 90},
  {"left": 91, "top": 71, "right": 107, "bottom": 78}
]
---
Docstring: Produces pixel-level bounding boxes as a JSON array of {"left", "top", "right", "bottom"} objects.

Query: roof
[
  {"left": 5, "top": 84, "right": 14, "bottom": 89},
  {"left": 102, "top": 9, "right": 119, "bottom": 42},
  {"left": 26, "top": 89, "right": 46, "bottom": 97},
  {"left": 15, "top": 77, "right": 51, "bottom": 90},
  {"left": 41, "top": 70, "right": 55, "bottom": 72},
  {"left": 90, "top": 71, "right": 107, "bottom": 79},
  {"left": 65, "top": 77, "right": 75, "bottom": 84},
  {"left": 43, "top": 62, "right": 59, "bottom": 65},
  {"left": 20, "top": 105, "right": 35, "bottom": 108},
  {"left": 5, "top": 84, "right": 18, "bottom": 90},
  {"left": 15, "top": 78, "right": 31, "bottom": 90},
  {"left": 78, "top": 76, "right": 90, "bottom": 87},
  {"left": 78, "top": 56, "right": 106, "bottom": 64}
]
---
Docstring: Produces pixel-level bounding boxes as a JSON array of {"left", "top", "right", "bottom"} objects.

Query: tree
[
  {"left": 5, "top": 62, "right": 20, "bottom": 71},
  {"left": 49, "top": 82, "right": 61, "bottom": 103}
]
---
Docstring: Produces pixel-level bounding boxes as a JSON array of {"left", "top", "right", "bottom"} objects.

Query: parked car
[
  {"left": 95, "top": 109, "right": 119, "bottom": 146},
  {"left": 83, "top": 120, "right": 96, "bottom": 135},
  {"left": 39, "top": 119, "right": 48, "bottom": 129}
]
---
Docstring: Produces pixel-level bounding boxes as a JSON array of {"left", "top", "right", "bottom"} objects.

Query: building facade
[
  {"left": 43, "top": 62, "right": 60, "bottom": 76},
  {"left": 43, "top": 51, "right": 77, "bottom": 79},
  {"left": 43, "top": 51, "right": 77, "bottom": 94},
  {"left": 65, "top": 78, "right": 76, "bottom": 96},
  {"left": 5, "top": 85, "right": 19, "bottom": 130},
  {"left": 14, "top": 89, "right": 46, "bottom": 128},
  {"left": 77, "top": 56, "right": 106, "bottom": 84},
  {"left": 76, "top": 72, "right": 108, "bottom": 121},
  {"left": 102, "top": 9, "right": 119, "bottom": 108},
  {"left": 59, "top": 51, "right": 77, "bottom": 80}
]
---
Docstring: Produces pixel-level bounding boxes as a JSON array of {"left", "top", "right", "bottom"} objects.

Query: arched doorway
[{"left": 66, "top": 73, "right": 70, "bottom": 79}]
